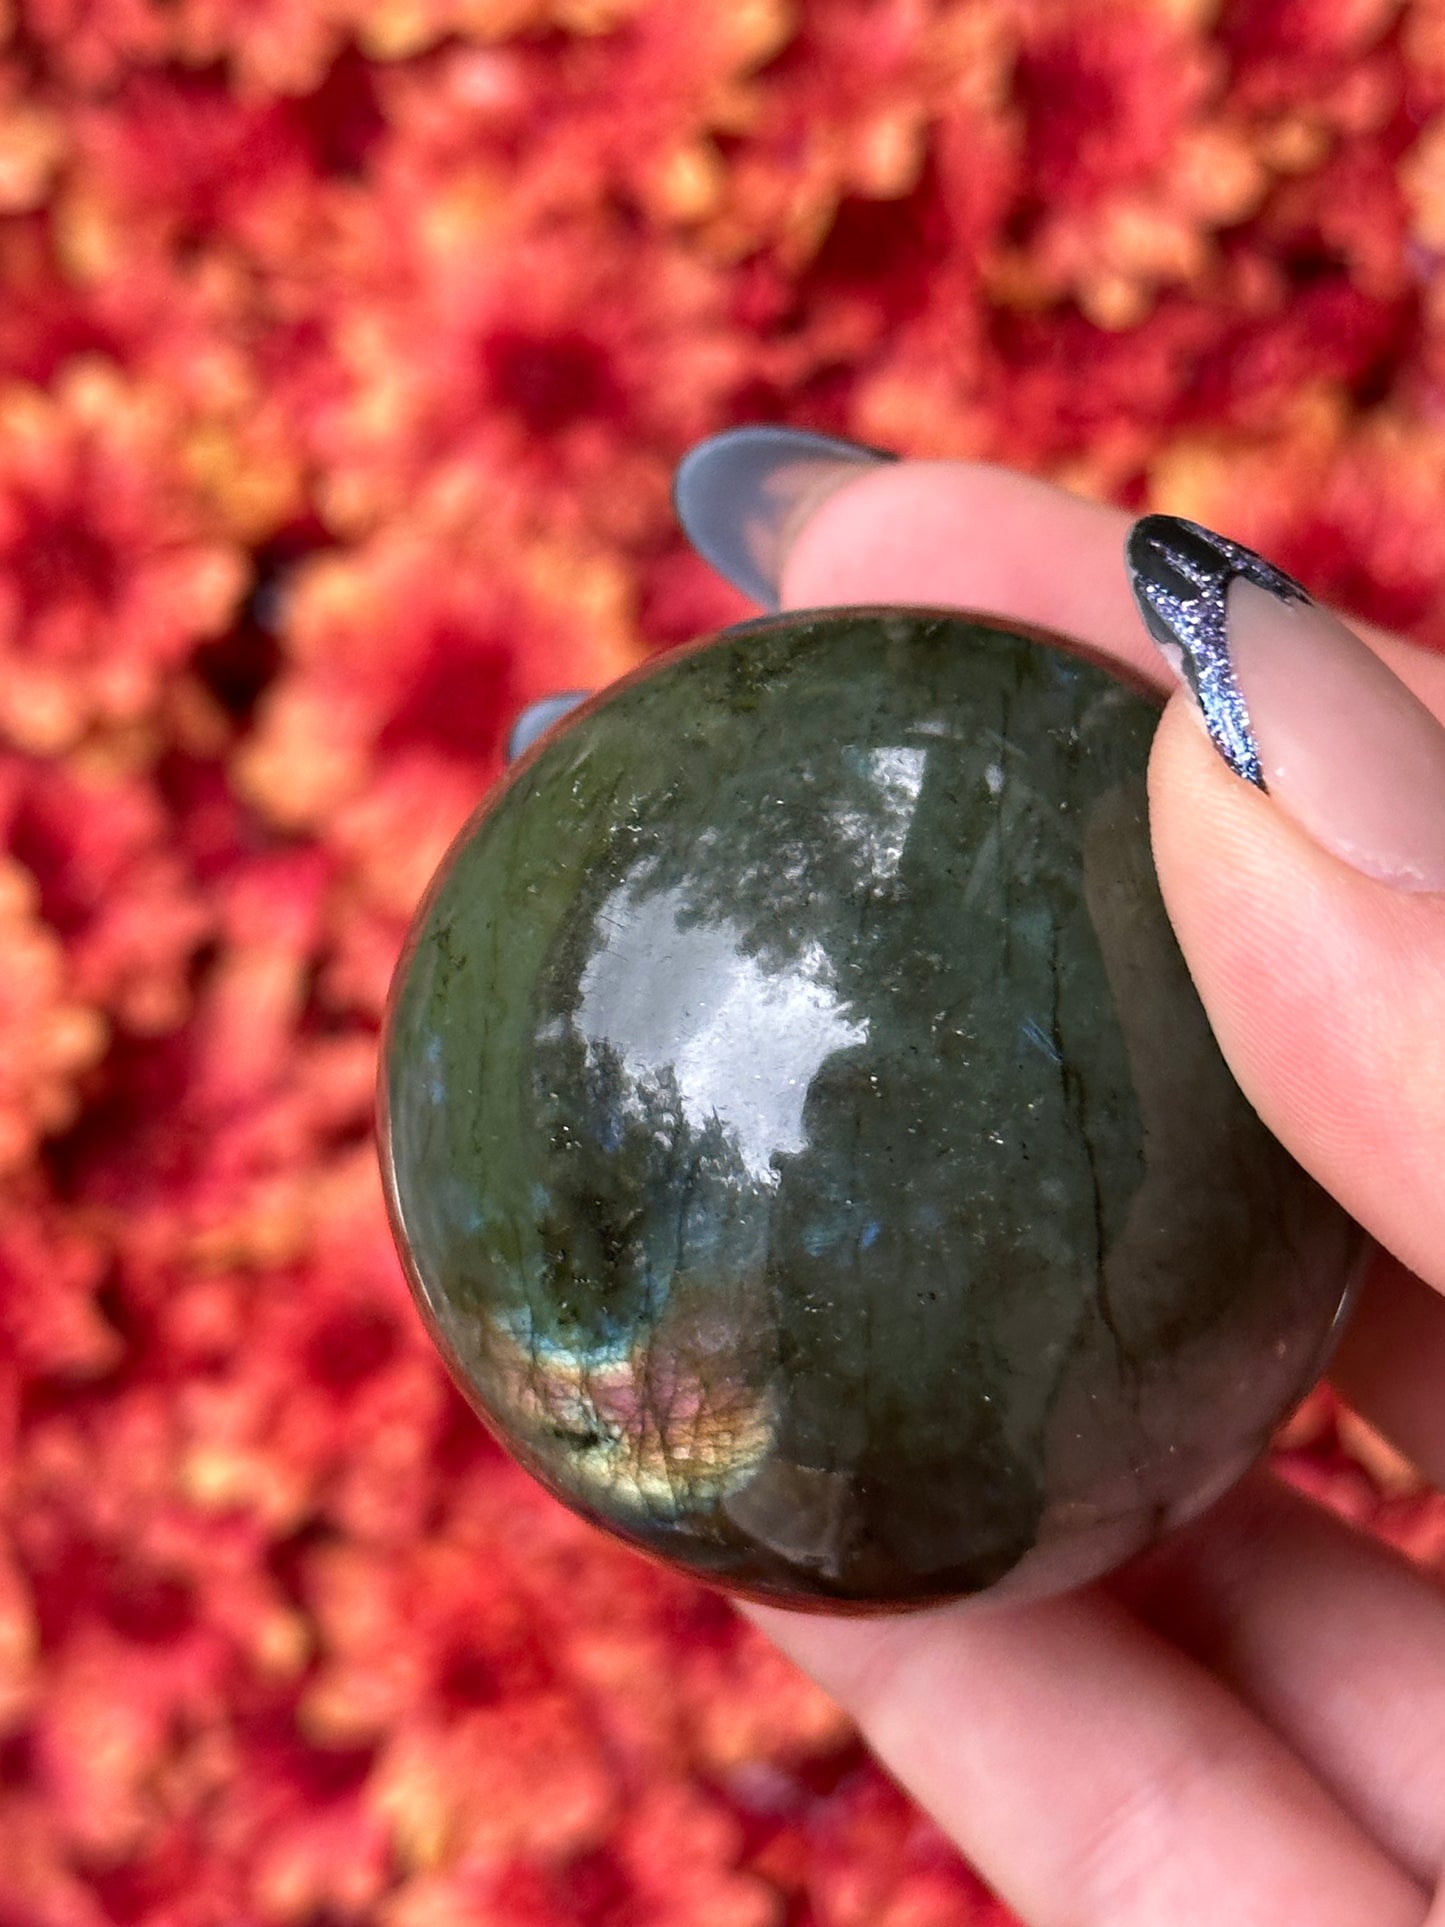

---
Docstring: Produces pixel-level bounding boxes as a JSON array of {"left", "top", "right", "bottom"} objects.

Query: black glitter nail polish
[{"left": 1124, "top": 514, "right": 1310, "bottom": 790}]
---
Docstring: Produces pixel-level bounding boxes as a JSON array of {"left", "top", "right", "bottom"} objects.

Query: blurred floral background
[{"left": 1, "top": 0, "right": 1445, "bottom": 1921}]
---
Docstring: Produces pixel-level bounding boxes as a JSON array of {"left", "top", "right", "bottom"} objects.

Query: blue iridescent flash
[{"left": 1124, "top": 514, "right": 1310, "bottom": 792}]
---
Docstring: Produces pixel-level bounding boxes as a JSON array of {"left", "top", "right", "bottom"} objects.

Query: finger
[
  {"left": 777, "top": 458, "right": 1445, "bottom": 1479},
  {"left": 778, "top": 458, "right": 1445, "bottom": 718},
  {"left": 1332, "top": 1247, "right": 1445, "bottom": 1488},
  {"left": 743, "top": 1591, "right": 1429, "bottom": 1927},
  {"left": 1113, "top": 1467, "right": 1445, "bottom": 1885},
  {"left": 781, "top": 459, "right": 1172, "bottom": 696}
]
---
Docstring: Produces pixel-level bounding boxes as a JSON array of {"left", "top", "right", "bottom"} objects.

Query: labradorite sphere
[{"left": 381, "top": 608, "right": 1355, "bottom": 1611}]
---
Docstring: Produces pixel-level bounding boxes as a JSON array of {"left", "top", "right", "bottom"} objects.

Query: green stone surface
[{"left": 381, "top": 608, "right": 1356, "bottom": 1610}]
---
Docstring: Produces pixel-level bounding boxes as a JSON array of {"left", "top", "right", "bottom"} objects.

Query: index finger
[{"left": 778, "top": 457, "right": 1445, "bottom": 720}]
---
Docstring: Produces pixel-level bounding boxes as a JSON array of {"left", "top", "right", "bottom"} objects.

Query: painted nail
[
  {"left": 507, "top": 690, "right": 591, "bottom": 762},
  {"left": 673, "top": 426, "right": 895, "bottom": 608},
  {"left": 1125, "top": 513, "right": 1445, "bottom": 891}
]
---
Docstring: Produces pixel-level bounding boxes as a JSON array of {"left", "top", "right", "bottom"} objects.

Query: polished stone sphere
[{"left": 380, "top": 608, "right": 1356, "bottom": 1611}]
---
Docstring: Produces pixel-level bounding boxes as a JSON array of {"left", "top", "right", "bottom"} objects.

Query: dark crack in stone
[{"left": 380, "top": 607, "right": 1358, "bottom": 1612}]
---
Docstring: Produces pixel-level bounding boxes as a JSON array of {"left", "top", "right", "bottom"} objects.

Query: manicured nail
[
  {"left": 507, "top": 691, "right": 590, "bottom": 762},
  {"left": 1126, "top": 513, "right": 1445, "bottom": 891},
  {"left": 673, "top": 426, "right": 895, "bottom": 608}
]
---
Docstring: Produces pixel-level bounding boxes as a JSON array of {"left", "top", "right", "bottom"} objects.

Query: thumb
[{"left": 1129, "top": 516, "right": 1445, "bottom": 1298}]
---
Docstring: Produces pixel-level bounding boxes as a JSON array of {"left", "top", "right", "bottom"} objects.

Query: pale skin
[{"left": 735, "top": 460, "right": 1445, "bottom": 1927}]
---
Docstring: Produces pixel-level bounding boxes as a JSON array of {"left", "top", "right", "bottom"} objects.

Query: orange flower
[{"left": 370, "top": 2, "right": 793, "bottom": 232}]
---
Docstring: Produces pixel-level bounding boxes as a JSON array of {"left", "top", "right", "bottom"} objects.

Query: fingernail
[
  {"left": 1125, "top": 513, "right": 1445, "bottom": 890},
  {"left": 507, "top": 690, "right": 590, "bottom": 762},
  {"left": 673, "top": 426, "right": 895, "bottom": 608}
]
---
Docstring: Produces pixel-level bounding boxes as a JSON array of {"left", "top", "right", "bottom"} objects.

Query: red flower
[
  {"left": 0, "top": 1177, "right": 113, "bottom": 1379},
  {"left": 308, "top": 205, "right": 750, "bottom": 544},
  {"left": 0, "top": 864, "right": 104, "bottom": 1181},
  {"left": 18, "top": 0, "right": 171, "bottom": 93},
  {"left": 236, "top": 505, "right": 641, "bottom": 948},
  {"left": 0, "top": 364, "right": 247, "bottom": 753},
  {"left": 170, "top": 0, "right": 353, "bottom": 101},
  {"left": 6, "top": 759, "right": 215, "bottom": 1036}
]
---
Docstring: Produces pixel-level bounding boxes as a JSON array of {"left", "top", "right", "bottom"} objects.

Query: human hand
[{"left": 671, "top": 432, "right": 1445, "bottom": 1927}]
